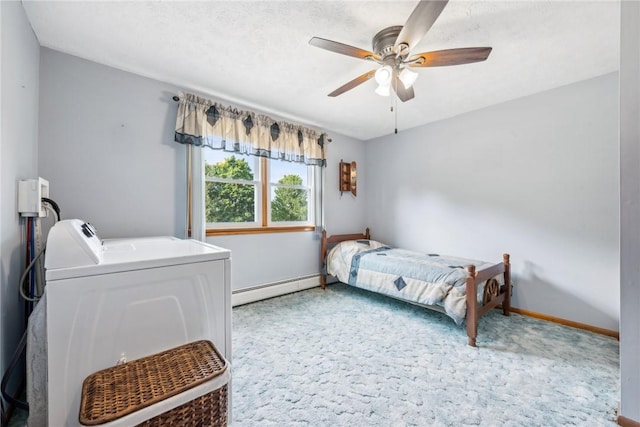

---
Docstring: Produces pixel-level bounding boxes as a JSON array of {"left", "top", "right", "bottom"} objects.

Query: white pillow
[{"left": 326, "top": 239, "right": 388, "bottom": 283}]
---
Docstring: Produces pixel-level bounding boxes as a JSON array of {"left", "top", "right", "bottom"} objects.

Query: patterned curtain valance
[{"left": 174, "top": 92, "right": 327, "bottom": 166}]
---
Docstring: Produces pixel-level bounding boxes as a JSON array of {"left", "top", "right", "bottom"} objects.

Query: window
[
  {"left": 203, "top": 149, "right": 316, "bottom": 235},
  {"left": 269, "top": 159, "right": 312, "bottom": 224},
  {"left": 175, "top": 93, "right": 327, "bottom": 238},
  {"left": 204, "top": 150, "right": 260, "bottom": 226}
]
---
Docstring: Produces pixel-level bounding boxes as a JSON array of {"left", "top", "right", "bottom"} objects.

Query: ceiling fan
[{"left": 309, "top": 0, "right": 492, "bottom": 102}]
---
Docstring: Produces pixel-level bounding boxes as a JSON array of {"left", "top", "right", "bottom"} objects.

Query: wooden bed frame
[{"left": 320, "top": 228, "right": 511, "bottom": 347}]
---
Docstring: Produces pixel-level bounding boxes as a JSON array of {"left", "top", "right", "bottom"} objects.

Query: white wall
[
  {"left": 364, "top": 73, "right": 620, "bottom": 332},
  {"left": 619, "top": 1, "right": 640, "bottom": 422},
  {"left": 0, "top": 0, "right": 40, "bottom": 403},
  {"left": 323, "top": 134, "right": 368, "bottom": 236},
  {"left": 38, "top": 48, "right": 367, "bottom": 291},
  {"left": 39, "top": 48, "right": 186, "bottom": 239}
]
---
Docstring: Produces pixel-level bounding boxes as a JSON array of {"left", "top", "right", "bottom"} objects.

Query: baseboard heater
[{"left": 232, "top": 274, "right": 321, "bottom": 307}]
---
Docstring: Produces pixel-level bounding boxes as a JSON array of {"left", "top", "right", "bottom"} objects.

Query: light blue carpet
[{"left": 231, "top": 283, "right": 619, "bottom": 426}]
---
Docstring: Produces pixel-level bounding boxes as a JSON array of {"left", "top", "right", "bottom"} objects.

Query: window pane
[
  {"left": 205, "top": 151, "right": 255, "bottom": 180},
  {"left": 269, "top": 159, "right": 307, "bottom": 186},
  {"left": 270, "top": 187, "right": 309, "bottom": 222},
  {"left": 206, "top": 181, "right": 256, "bottom": 223}
]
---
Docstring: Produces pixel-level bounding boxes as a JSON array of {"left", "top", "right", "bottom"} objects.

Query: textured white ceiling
[{"left": 22, "top": 0, "right": 620, "bottom": 140}]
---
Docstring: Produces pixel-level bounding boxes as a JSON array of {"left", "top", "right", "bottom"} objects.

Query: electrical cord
[
  {"left": 34, "top": 203, "right": 59, "bottom": 297},
  {"left": 0, "top": 329, "right": 28, "bottom": 411},
  {"left": 19, "top": 202, "right": 58, "bottom": 302},
  {"left": 18, "top": 246, "right": 46, "bottom": 302},
  {"left": 41, "top": 197, "right": 60, "bottom": 221}
]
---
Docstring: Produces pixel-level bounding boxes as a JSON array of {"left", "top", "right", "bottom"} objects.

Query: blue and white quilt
[{"left": 326, "top": 240, "right": 499, "bottom": 325}]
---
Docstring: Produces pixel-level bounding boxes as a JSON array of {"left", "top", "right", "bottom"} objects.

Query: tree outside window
[
  {"left": 271, "top": 174, "right": 308, "bottom": 222},
  {"left": 204, "top": 153, "right": 312, "bottom": 228},
  {"left": 205, "top": 156, "right": 256, "bottom": 223}
]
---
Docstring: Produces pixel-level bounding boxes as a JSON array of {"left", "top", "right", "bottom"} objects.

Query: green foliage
[
  {"left": 205, "top": 155, "right": 309, "bottom": 224},
  {"left": 205, "top": 156, "right": 255, "bottom": 223},
  {"left": 271, "top": 174, "right": 308, "bottom": 222},
  {"left": 206, "top": 156, "right": 254, "bottom": 180}
]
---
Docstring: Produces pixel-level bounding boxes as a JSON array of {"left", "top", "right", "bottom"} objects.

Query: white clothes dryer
[{"left": 29, "top": 219, "right": 231, "bottom": 427}]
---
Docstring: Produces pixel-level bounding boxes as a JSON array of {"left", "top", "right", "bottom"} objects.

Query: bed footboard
[{"left": 465, "top": 253, "right": 511, "bottom": 347}]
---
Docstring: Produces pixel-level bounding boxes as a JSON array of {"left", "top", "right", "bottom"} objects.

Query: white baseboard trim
[{"left": 232, "top": 275, "right": 321, "bottom": 307}]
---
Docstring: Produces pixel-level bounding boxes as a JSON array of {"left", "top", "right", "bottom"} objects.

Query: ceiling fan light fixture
[
  {"left": 375, "top": 83, "right": 391, "bottom": 97},
  {"left": 398, "top": 67, "right": 419, "bottom": 89},
  {"left": 374, "top": 65, "right": 393, "bottom": 85}
]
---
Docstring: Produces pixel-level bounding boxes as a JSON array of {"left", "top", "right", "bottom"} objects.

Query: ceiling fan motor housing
[{"left": 372, "top": 26, "right": 404, "bottom": 59}]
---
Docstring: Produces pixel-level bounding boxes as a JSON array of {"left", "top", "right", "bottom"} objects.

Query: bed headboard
[
  {"left": 320, "top": 227, "right": 371, "bottom": 269},
  {"left": 320, "top": 227, "right": 371, "bottom": 289}
]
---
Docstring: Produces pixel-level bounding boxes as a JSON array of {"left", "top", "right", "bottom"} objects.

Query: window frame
[
  {"left": 203, "top": 154, "right": 262, "bottom": 230},
  {"left": 199, "top": 154, "right": 316, "bottom": 236}
]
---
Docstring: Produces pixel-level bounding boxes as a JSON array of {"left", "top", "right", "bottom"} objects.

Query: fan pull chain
[
  {"left": 390, "top": 90, "right": 394, "bottom": 113},
  {"left": 394, "top": 98, "right": 398, "bottom": 134},
  {"left": 391, "top": 76, "right": 397, "bottom": 134}
]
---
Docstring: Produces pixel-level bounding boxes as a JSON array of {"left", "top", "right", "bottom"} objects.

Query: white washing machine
[{"left": 30, "top": 219, "right": 231, "bottom": 427}]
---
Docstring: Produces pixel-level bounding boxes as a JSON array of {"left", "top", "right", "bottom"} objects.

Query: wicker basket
[{"left": 79, "top": 340, "right": 228, "bottom": 426}]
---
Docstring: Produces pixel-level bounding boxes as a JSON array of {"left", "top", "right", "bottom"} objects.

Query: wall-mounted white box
[{"left": 18, "top": 177, "right": 49, "bottom": 217}]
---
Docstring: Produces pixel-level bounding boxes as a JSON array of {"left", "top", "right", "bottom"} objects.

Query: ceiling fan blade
[
  {"left": 394, "top": 0, "right": 449, "bottom": 53},
  {"left": 309, "top": 37, "right": 381, "bottom": 61},
  {"left": 407, "top": 47, "right": 492, "bottom": 67},
  {"left": 328, "top": 70, "right": 377, "bottom": 97},
  {"left": 392, "top": 75, "right": 415, "bottom": 102}
]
